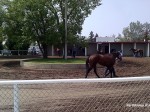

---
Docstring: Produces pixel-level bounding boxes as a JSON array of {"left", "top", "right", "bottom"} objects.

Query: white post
[
  {"left": 51, "top": 45, "right": 54, "bottom": 56},
  {"left": 64, "top": 0, "right": 68, "bottom": 59},
  {"left": 97, "top": 44, "right": 99, "bottom": 51},
  {"left": 121, "top": 43, "right": 124, "bottom": 55},
  {"left": 134, "top": 43, "right": 136, "bottom": 49},
  {"left": 14, "top": 84, "right": 19, "bottom": 112},
  {"left": 147, "top": 43, "right": 150, "bottom": 57},
  {"left": 85, "top": 47, "right": 87, "bottom": 56},
  {"left": 109, "top": 43, "right": 111, "bottom": 53},
  {"left": 18, "top": 50, "right": 19, "bottom": 56},
  {"left": 62, "top": 48, "right": 64, "bottom": 56}
]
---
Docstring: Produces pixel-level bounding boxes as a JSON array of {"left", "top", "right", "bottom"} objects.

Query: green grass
[{"left": 27, "top": 58, "right": 86, "bottom": 64}]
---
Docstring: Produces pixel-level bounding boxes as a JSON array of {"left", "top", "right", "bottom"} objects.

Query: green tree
[
  {"left": 0, "top": 0, "right": 102, "bottom": 58},
  {"left": 0, "top": 0, "right": 31, "bottom": 53},
  {"left": 116, "top": 33, "right": 129, "bottom": 42},
  {"left": 0, "top": 1, "right": 5, "bottom": 50},
  {"left": 143, "top": 22, "right": 150, "bottom": 42},
  {"left": 122, "top": 21, "right": 150, "bottom": 42},
  {"left": 50, "top": 0, "right": 101, "bottom": 58},
  {"left": 95, "top": 33, "right": 99, "bottom": 38},
  {"left": 88, "top": 31, "right": 95, "bottom": 42},
  {"left": 89, "top": 31, "right": 94, "bottom": 39}
]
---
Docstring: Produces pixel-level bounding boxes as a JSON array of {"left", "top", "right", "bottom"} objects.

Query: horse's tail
[{"left": 86, "top": 56, "right": 90, "bottom": 70}]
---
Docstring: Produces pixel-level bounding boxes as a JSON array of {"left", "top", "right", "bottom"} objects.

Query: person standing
[
  {"left": 32, "top": 47, "right": 36, "bottom": 55},
  {"left": 72, "top": 45, "right": 77, "bottom": 58},
  {"left": 57, "top": 48, "right": 61, "bottom": 56}
]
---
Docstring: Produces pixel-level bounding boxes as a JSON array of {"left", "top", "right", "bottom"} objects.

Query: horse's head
[{"left": 112, "top": 52, "right": 122, "bottom": 61}]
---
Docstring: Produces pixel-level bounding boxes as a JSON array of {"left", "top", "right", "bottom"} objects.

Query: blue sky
[{"left": 81, "top": 0, "right": 150, "bottom": 37}]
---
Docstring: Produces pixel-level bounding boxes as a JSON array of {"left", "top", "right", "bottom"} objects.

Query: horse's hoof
[{"left": 114, "top": 75, "right": 118, "bottom": 77}]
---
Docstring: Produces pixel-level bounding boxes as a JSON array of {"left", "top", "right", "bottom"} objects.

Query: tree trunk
[{"left": 42, "top": 44, "right": 48, "bottom": 59}]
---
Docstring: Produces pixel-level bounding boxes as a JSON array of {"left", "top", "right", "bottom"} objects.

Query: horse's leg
[
  {"left": 108, "top": 67, "right": 116, "bottom": 78},
  {"left": 140, "top": 52, "right": 141, "bottom": 57},
  {"left": 104, "top": 67, "right": 110, "bottom": 78},
  {"left": 112, "top": 67, "right": 118, "bottom": 77},
  {"left": 93, "top": 65, "right": 100, "bottom": 78},
  {"left": 85, "top": 66, "right": 93, "bottom": 78},
  {"left": 135, "top": 52, "right": 137, "bottom": 57},
  {"left": 104, "top": 67, "right": 112, "bottom": 78},
  {"left": 133, "top": 52, "right": 135, "bottom": 57},
  {"left": 137, "top": 52, "right": 139, "bottom": 57},
  {"left": 108, "top": 67, "right": 113, "bottom": 78},
  {"left": 141, "top": 51, "right": 143, "bottom": 57}
]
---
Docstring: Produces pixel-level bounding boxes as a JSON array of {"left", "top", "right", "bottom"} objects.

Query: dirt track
[
  {"left": 0, "top": 57, "right": 150, "bottom": 112},
  {"left": 1, "top": 79, "right": 150, "bottom": 112},
  {"left": 0, "top": 57, "right": 150, "bottom": 80}
]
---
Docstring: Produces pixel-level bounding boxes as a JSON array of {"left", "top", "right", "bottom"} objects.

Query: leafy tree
[
  {"left": 0, "top": 0, "right": 31, "bottom": 52},
  {"left": 0, "top": 2, "right": 5, "bottom": 50},
  {"left": 0, "top": 0, "right": 102, "bottom": 58},
  {"left": 51, "top": 0, "right": 101, "bottom": 58},
  {"left": 116, "top": 33, "right": 129, "bottom": 42},
  {"left": 89, "top": 31, "right": 94, "bottom": 39},
  {"left": 143, "top": 22, "right": 150, "bottom": 42},
  {"left": 0, "top": 27, "right": 3, "bottom": 50},
  {"left": 88, "top": 31, "right": 95, "bottom": 42},
  {"left": 122, "top": 21, "right": 150, "bottom": 42},
  {"left": 95, "top": 33, "right": 99, "bottom": 38}
]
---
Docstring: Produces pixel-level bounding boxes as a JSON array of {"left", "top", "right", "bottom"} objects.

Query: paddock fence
[{"left": 0, "top": 76, "right": 150, "bottom": 112}]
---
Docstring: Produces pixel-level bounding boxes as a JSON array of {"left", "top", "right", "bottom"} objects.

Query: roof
[
  {"left": 89, "top": 41, "right": 150, "bottom": 44},
  {"left": 96, "top": 37, "right": 115, "bottom": 42}
]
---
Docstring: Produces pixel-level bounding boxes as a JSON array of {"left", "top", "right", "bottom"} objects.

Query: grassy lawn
[{"left": 26, "top": 58, "right": 86, "bottom": 64}]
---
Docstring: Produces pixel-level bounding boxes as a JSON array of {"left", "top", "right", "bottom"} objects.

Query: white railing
[
  {"left": 1, "top": 76, "right": 150, "bottom": 85},
  {"left": 1, "top": 76, "right": 150, "bottom": 112}
]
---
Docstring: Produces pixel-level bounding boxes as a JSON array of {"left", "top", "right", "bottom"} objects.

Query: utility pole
[{"left": 64, "top": 0, "right": 68, "bottom": 59}]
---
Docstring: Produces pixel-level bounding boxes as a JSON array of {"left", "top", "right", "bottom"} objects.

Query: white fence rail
[{"left": 0, "top": 76, "right": 150, "bottom": 112}]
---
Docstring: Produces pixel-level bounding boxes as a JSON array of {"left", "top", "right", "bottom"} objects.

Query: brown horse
[
  {"left": 129, "top": 48, "right": 143, "bottom": 57},
  {"left": 136, "top": 49, "right": 143, "bottom": 57},
  {"left": 129, "top": 48, "right": 138, "bottom": 57},
  {"left": 85, "top": 52, "right": 122, "bottom": 78}
]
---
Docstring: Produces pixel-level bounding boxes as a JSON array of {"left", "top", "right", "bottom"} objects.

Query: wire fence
[
  {"left": 0, "top": 50, "right": 42, "bottom": 56},
  {"left": 0, "top": 77, "right": 150, "bottom": 112},
  {"left": 0, "top": 50, "right": 29, "bottom": 56}
]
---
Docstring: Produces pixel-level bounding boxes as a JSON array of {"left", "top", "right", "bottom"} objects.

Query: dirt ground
[
  {"left": 0, "top": 57, "right": 150, "bottom": 112},
  {"left": 0, "top": 57, "right": 150, "bottom": 80}
]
